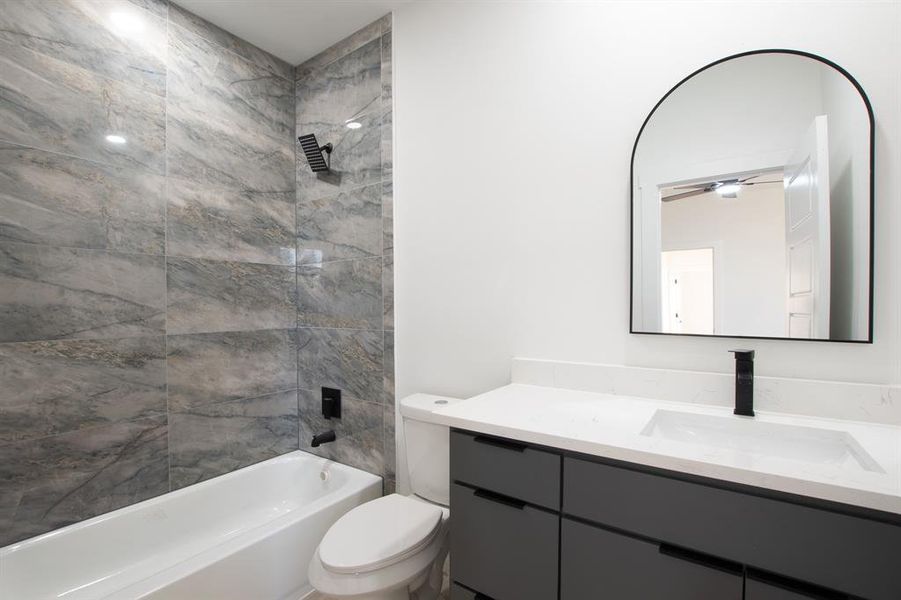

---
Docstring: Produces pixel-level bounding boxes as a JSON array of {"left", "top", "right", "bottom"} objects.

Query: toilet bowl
[{"left": 308, "top": 394, "right": 461, "bottom": 600}]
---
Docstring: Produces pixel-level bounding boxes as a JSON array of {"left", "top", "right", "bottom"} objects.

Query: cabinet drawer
[
  {"left": 450, "top": 583, "right": 494, "bottom": 600},
  {"left": 450, "top": 483, "right": 558, "bottom": 600},
  {"left": 746, "top": 573, "right": 856, "bottom": 600},
  {"left": 450, "top": 430, "right": 560, "bottom": 509},
  {"left": 563, "top": 457, "right": 901, "bottom": 600},
  {"left": 561, "top": 518, "right": 743, "bottom": 599}
]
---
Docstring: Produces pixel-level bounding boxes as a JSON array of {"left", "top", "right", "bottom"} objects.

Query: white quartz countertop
[{"left": 432, "top": 384, "right": 901, "bottom": 515}]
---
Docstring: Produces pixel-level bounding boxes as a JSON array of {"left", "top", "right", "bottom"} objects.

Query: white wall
[{"left": 392, "top": 1, "right": 900, "bottom": 487}]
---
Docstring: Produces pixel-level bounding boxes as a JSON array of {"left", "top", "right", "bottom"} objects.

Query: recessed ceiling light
[
  {"left": 346, "top": 121, "right": 362, "bottom": 130},
  {"left": 105, "top": 134, "right": 127, "bottom": 144},
  {"left": 109, "top": 11, "right": 144, "bottom": 36}
]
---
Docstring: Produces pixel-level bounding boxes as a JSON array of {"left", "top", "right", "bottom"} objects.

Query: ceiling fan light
[{"left": 716, "top": 183, "right": 741, "bottom": 196}]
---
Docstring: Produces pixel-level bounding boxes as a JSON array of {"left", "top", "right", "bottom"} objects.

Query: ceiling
[{"left": 173, "top": 1, "right": 411, "bottom": 65}]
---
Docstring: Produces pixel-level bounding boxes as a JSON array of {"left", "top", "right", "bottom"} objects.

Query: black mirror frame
[{"left": 629, "top": 49, "right": 875, "bottom": 344}]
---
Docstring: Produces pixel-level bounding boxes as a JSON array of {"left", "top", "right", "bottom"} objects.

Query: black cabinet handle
[
  {"left": 658, "top": 543, "right": 743, "bottom": 576},
  {"left": 474, "top": 594, "right": 495, "bottom": 600},
  {"left": 472, "top": 435, "right": 527, "bottom": 452},
  {"left": 747, "top": 568, "right": 852, "bottom": 600},
  {"left": 473, "top": 487, "right": 527, "bottom": 510}
]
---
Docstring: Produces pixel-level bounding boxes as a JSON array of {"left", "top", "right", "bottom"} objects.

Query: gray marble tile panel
[
  {"left": 297, "top": 183, "right": 381, "bottom": 265},
  {"left": 167, "top": 177, "right": 295, "bottom": 265},
  {"left": 294, "top": 14, "right": 389, "bottom": 80},
  {"left": 383, "top": 253, "right": 394, "bottom": 331},
  {"left": 0, "top": 144, "right": 166, "bottom": 254},
  {"left": 384, "top": 331, "right": 395, "bottom": 406},
  {"left": 168, "top": 3, "right": 291, "bottom": 80},
  {"left": 127, "top": 0, "right": 168, "bottom": 19},
  {"left": 166, "top": 257, "right": 296, "bottom": 335},
  {"left": 0, "top": 336, "right": 166, "bottom": 444},
  {"left": 0, "top": 38, "right": 166, "bottom": 174},
  {"left": 380, "top": 31, "right": 392, "bottom": 178},
  {"left": 167, "top": 329, "right": 297, "bottom": 411},
  {"left": 167, "top": 23, "right": 294, "bottom": 192},
  {"left": 0, "top": 243, "right": 166, "bottom": 342},
  {"left": 382, "top": 180, "right": 393, "bottom": 254},
  {"left": 383, "top": 404, "right": 395, "bottom": 481},
  {"left": 299, "top": 388, "right": 384, "bottom": 476},
  {"left": 296, "top": 38, "right": 382, "bottom": 202},
  {"left": 169, "top": 390, "right": 298, "bottom": 490},
  {"left": 298, "top": 257, "right": 382, "bottom": 329},
  {"left": 0, "top": 0, "right": 167, "bottom": 97},
  {"left": 297, "top": 328, "right": 382, "bottom": 403},
  {"left": 0, "top": 415, "right": 169, "bottom": 547}
]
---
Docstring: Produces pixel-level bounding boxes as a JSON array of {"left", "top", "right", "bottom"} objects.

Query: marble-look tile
[
  {"left": 0, "top": 0, "right": 167, "bottom": 97},
  {"left": 297, "top": 328, "right": 383, "bottom": 403},
  {"left": 0, "top": 38, "right": 166, "bottom": 174},
  {"left": 167, "top": 23, "right": 294, "bottom": 193},
  {"left": 166, "top": 257, "right": 296, "bottom": 335},
  {"left": 0, "top": 336, "right": 166, "bottom": 444},
  {"left": 127, "top": 0, "right": 168, "bottom": 20},
  {"left": 0, "top": 144, "right": 165, "bottom": 254},
  {"left": 167, "top": 329, "right": 297, "bottom": 411},
  {"left": 298, "top": 257, "right": 382, "bottom": 329},
  {"left": 384, "top": 331, "right": 395, "bottom": 406},
  {"left": 383, "top": 479, "right": 396, "bottom": 496},
  {"left": 168, "top": 3, "right": 292, "bottom": 81},
  {"left": 0, "top": 415, "right": 168, "bottom": 547},
  {"left": 296, "top": 39, "right": 382, "bottom": 202},
  {"left": 383, "top": 404, "right": 396, "bottom": 481},
  {"left": 167, "top": 178, "right": 295, "bottom": 265},
  {"left": 383, "top": 253, "right": 394, "bottom": 331},
  {"left": 294, "top": 14, "right": 389, "bottom": 80},
  {"left": 380, "top": 31, "right": 393, "bottom": 178},
  {"left": 0, "top": 243, "right": 166, "bottom": 343},
  {"left": 299, "top": 389, "right": 384, "bottom": 476},
  {"left": 169, "top": 391, "right": 298, "bottom": 490},
  {"left": 382, "top": 180, "right": 393, "bottom": 254},
  {"left": 297, "top": 183, "right": 382, "bottom": 264}
]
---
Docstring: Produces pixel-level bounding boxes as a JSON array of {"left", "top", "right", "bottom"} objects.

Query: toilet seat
[{"left": 319, "top": 494, "right": 443, "bottom": 574}]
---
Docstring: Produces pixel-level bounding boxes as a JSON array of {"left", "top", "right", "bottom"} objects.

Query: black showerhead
[{"left": 298, "top": 133, "right": 333, "bottom": 172}]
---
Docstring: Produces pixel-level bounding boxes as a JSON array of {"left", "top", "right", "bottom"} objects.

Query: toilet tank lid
[{"left": 399, "top": 394, "right": 463, "bottom": 422}]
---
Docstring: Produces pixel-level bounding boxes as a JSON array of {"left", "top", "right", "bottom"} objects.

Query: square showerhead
[{"left": 298, "top": 133, "right": 332, "bottom": 173}]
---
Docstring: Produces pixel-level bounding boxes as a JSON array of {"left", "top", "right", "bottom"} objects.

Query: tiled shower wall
[
  {"left": 0, "top": 0, "right": 393, "bottom": 547},
  {"left": 294, "top": 16, "right": 396, "bottom": 493}
]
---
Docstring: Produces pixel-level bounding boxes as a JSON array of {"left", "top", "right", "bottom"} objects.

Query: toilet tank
[{"left": 399, "top": 394, "right": 462, "bottom": 506}]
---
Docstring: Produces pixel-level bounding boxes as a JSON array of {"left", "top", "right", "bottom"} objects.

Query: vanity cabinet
[
  {"left": 449, "top": 429, "right": 901, "bottom": 600},
  {"left": 561, "top": 518, "right": 743, "bottom": 599}
]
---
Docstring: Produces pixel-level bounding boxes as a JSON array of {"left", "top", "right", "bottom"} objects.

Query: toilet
[{"left": 308, "top": 394, "right": 462, "bottom": 600}]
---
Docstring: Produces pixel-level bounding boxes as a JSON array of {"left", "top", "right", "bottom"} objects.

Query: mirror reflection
[{"left": 631, "top": 51, "right": 872, "bottom": 342}]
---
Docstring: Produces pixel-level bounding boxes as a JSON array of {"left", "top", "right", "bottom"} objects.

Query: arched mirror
[{"left": 631, "top": 50, "right": 873, "bottom": 343}]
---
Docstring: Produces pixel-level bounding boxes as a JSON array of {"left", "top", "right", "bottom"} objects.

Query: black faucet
[
  {"left": 311, "top": 430, "right": 336, "bottom": 447},
  {"left": 730, "top": 350, "right": 755, "bottom": 417}
]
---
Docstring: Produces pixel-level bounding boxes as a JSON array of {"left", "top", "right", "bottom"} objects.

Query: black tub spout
[{"left": 311, "top": 430, "right": 336, "bottom": 447}]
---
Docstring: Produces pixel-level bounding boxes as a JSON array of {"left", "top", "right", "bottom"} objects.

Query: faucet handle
[{"left": 729, "top": 349, "right": 755, "bottom": 360}]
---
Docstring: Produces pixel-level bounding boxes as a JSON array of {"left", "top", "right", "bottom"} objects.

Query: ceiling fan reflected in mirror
[{"left": 661, "top": 174, "right": 783, "bottom": 202}]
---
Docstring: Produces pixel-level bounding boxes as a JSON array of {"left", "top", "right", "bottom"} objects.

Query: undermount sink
[{"left": 640, "top": 410, "right": 884, "bottom": 473}]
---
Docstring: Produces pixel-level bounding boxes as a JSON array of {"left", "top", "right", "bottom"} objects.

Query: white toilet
[{"left": 308, "top": 394, "right": 462, "bottom": 600}]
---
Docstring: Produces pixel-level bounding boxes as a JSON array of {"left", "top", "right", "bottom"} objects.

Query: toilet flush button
[{"left": 434, "top": 400, "right": 448, "bottom": 405}]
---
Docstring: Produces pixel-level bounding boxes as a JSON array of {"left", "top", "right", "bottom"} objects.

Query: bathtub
[{"left": 0, "top": 451, "right": 382, "bottom": 600}]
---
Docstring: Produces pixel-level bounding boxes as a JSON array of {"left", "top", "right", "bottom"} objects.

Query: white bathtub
[{"left": 0, "top": 451, "right": 382, "bottom": 600}]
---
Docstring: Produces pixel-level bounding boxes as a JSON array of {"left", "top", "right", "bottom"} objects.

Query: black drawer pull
[
  {"left": 472, "top": 435, "right": 527, "bottom": 452},
  {"left": 474, "top": 594, "right": 495, "bottom": 600},
  {"left": 658, "top": 543, "right": 743, "bottom": 576},
  {"left": 473, "top": 487, "right": 527, "bottom": 510},
  {"left": 748, "top": 568, "right": 852, "bottom": 599}
]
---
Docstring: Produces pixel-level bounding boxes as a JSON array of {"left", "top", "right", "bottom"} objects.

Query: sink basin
[{"left": 640, "top": 410, "right": 884, "bottom": 473}]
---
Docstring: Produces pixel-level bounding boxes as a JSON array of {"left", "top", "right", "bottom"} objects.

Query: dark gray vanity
[{"left": 448, "top": 429, "right": 901, "bottom": 600}]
